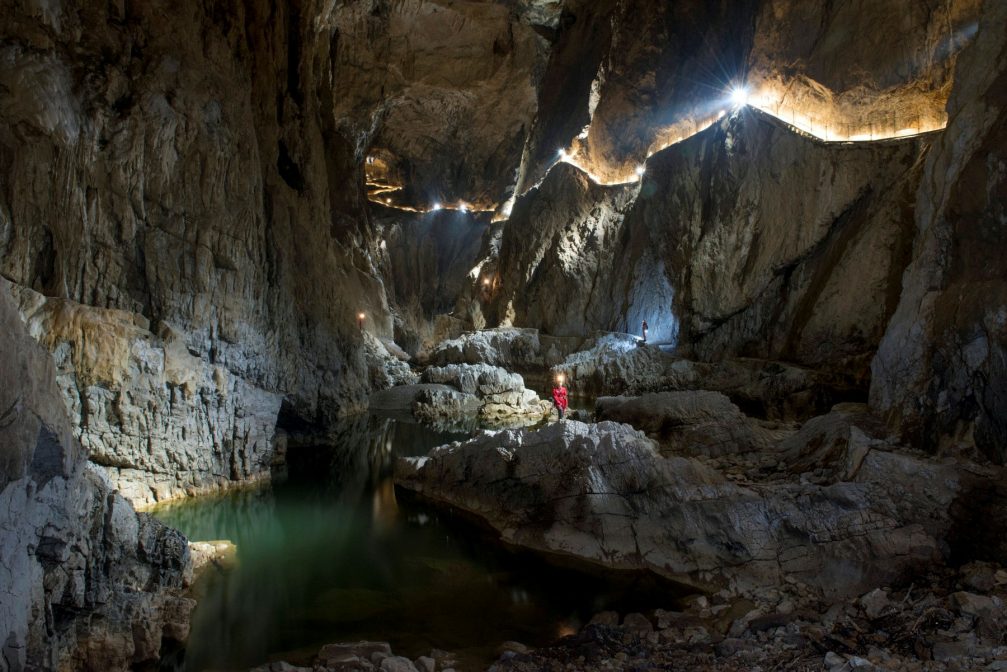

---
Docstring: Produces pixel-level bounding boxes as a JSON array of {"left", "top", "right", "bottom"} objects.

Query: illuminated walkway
[{"left": 367, "top": 84, "right": 948, "bottom": 219}]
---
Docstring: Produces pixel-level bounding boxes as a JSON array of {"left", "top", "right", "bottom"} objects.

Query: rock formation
[
  {"left": 396, "top": 419, "right": 983, "bottom": 598},
  {"left": 0, "top": 0, "right": 413, "bottom": 506},
  {"left": 554, "top": 337, "right": 862, "bottom": 421},
  {"left": 0, "top": 278, "right": 192, "bottom": 671},
  {"left": 1, "top": 0, "right": 1006, "bottom": 668},
  {"left": 871, "top": 0, "right": 1007, "bottom": 463},
  {"left": 332, "top": 0, "right": 553, "bottom": 210},
  {"left": 427, "top": 327, "right": 591, "bottom": 372},
  {"left": 595, "top": 391, "right": 787, "bottom": 457},
  {"left": 477, "top": 109, "right": 925, "bottom": 384},
  {"left": 420, "top": 364, "right": 550, "bottom": 422}
]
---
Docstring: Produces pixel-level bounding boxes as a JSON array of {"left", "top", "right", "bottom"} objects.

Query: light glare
[{"left": 730, "top": 86, "right": 749, "bottom": 108}]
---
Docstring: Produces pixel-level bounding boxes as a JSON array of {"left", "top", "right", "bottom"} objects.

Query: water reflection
[{"left": 157, "top": 414, "right": 680, "bottom": 671}]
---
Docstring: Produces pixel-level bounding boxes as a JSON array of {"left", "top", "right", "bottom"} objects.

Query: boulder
[
  {"left": 396, "top": 420, "right": 964, "bottom": 597},
  {"left": 595, "top": 391, "right": 785, "bottom": 457},
  {"left": 776, "top": 404, "right": 889, "bottom": 479},
  {"left": 554, "top": 339, "right": 862, "bottom": 421}
]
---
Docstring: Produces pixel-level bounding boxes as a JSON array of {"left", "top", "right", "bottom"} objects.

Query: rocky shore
[{"left": 491, "top": 561, "right": 1007, "bottom": 672}]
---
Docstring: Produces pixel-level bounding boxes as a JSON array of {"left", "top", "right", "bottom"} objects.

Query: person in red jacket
[{"left": 552, "top": 375, "right": 569, "bottom": 420}]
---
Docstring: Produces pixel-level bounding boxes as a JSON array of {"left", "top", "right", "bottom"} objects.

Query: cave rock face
[
  {"left": 0, "top": 0, "right": 409, "bottom": 503},
  {"left": 330, "top": 0, "right": 551, "bottom": 209},
  {"left": 395, "top": 420, "right": 960, "bottom": 597},
  {"left": 0, "top": 279, "right": 192, "bottom": 671},
  {"left": 10, "top": 284, "right": 283, "bottom": 508},
  {"left": 871, "top": 0, "right": 1007, "bottom": 462},
  {"left": 480, "top": 111, "right": 924, "bottom": 382}
]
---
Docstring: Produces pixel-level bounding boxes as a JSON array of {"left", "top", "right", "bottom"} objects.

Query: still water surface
[{"left": 156, "top": 414, "right": 682, "bottom": 671}]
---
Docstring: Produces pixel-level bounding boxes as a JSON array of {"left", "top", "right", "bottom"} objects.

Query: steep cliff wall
[
  {"left": 0, "top": 278, "right": 192, "bottom": 671},
  {"left": 482, "top": 163, "right": 676, "bottom": 343},
  {"left": 0, "top": 0, "right": 398, "bottom": 506},
  {"left": 872, "top": 2, "right": 1007, "bottom": 462},
  {"left": 475, "top": 111, "right": 924, "bottom": 382},
  {"left": 466, "top": 0, "right": 981, "bottom": 391},
  {"left": 643, "top": 112, "right": 923, "bottom": 380}
]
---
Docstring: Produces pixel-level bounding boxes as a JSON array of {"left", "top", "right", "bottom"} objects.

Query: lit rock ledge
[{"left": 394, "top": 420, "right": 983, "bottom": 598}]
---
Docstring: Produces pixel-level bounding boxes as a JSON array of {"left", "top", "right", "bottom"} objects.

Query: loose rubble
[{"left": 490, "top": 562, "right": 1007, "bottom": 672}]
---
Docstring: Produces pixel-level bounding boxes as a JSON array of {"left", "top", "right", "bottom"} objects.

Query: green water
[{"left": 156, "top": 414, "right": 682, "bottom": 671}]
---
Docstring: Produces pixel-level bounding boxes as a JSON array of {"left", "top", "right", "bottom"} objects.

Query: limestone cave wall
[
  {"left": 0, "top": 277, "right": 192, "bottom": 671},
  {"left": 0, "top": 0, "right": 398, "bottom": 506},
  {"left": 872, "top": 0, "right": 1007, "bottom": 462}
]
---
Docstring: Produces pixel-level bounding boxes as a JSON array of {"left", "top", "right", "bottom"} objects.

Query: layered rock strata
[
  {"left": 420, "top": 364, "right": 551, "bottom": 424},
  {"left": 0, "top": 279, "right": 192, "bottom": 671}
]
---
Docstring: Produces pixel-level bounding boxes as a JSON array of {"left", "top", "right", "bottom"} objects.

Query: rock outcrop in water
[
  {"left": 396, "top": 419, "right": 981, "bottom": 598},
  {"left": 0, "top": 279, "right": 192, "bottom": 670}
]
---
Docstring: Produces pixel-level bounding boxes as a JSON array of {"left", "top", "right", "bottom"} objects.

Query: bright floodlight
[
  {"left": 558, "top": 148, "right": 568, "bottom": 159},
  {"left": 730, "top": 86, "right": 749, "bottom": 108},
  {"left": 432, "top": 202, "right": 442, "bottom": 211},
  {"left": 459, "top": 202, "right": 468, "bottom": 212},
  {"left": 635, "top": 165, "right": 646, "bottom": 177}
]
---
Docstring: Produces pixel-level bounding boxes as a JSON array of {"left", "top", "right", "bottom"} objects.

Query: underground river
[{"left": 155, "top": 413, "right": 686, "bottom": 671}]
